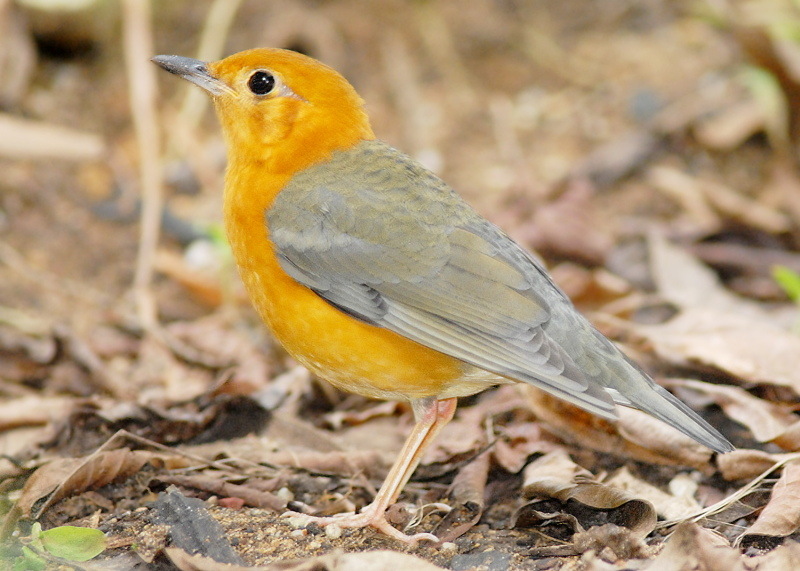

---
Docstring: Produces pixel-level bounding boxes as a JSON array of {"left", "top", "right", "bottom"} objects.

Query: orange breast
[{"left": 224, "top": 185, "right": 465, "bottom": 401}]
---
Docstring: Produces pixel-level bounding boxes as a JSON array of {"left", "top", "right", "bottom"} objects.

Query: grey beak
[{"left": 151, "top": 55, "right": 231, "bottom": 96}]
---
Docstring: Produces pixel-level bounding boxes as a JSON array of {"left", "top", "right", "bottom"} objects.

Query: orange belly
[{"left": 226, "top": 205, "right": 466, "bottom": 401}]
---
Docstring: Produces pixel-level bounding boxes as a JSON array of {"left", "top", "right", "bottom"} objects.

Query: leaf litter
[{"left": 4, "top": 1, "right": 800, "bottom": 569}]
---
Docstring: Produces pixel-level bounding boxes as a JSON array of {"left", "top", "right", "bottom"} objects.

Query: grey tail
[
  {"left": 631, "top": 383, "right": 734, "bottom": 453},
  {"left": 595, "top": 330, "right": 733, "bottom": 453}
]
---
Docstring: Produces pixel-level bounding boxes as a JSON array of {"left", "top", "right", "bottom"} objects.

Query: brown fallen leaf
[
  {"left": 639, "top": 309, "right": 800, "bottom": 393},
  {"left": 434, "top": 448, "right": 490, "bottom": 543},
  {"left": 568, "top": 130, "right": 662, "bottom": 190},
  {"left": 645, "top": 521, "right": 742, "bottom": 571},
  {"left": 663, "top": 379, "right": 799, "bottom": 448},
  {"left": 659, "top": 451, "right": 800, "bottom": 529},
  {"left": 261, "top": 449, "right": 388, "bottom": 480},
  {"left": 0, "top": 427, "right": 52, "bottom": 473},
  {"left": 0, "top": 396, "right": 74, "bottom": 431},
  {"left": 17, "top": 447, "right": 193, "bottom": 518},
  {"left": 605, "top": 467, "right": 702, "bottom": 521},
  {"left": 513, "top": 177, "right": 611, "bottom": 266},
  {"left": 648, "top": 232, "right": 771, "bottom": 318},
  {"left": 699, "top": 177, "right": 790, "bottom": 235},
  {"left": 521, "top": 450, "right": 657, "bottom": 538},
  {"left": 155, "top": 474, "right": 287, "bottom": 512},
  {"left": 739, "top": 460, "right": 800, "bottom": 545},
  {"left": 164, "top": 548, "right": 253, "bottom": 571},
  {"left": 523, "top": 386, "right": 715, "bottom": 469},
  {"left": 527, "top": 523, "right": 653, "bottom": 562},
  {"left": 748, "top": 540, "right": 800, "bottom": 569},
  {"left": 647, "top": 166, "right": 721, "bottom": 232},
  {"left": 549, "top": 263, "right": 633, "bottom": 313},
  {"left": 717, "top": 448, "right": 798, "bottom": 482},
  {"left": 155, "top": 248, "right": 225, "bottom": 308},
  {"left": 649, "top": 166, "right": 790, "bottom": 235},
  {"left": 571, "top": 523, "right": 652, "bottom": 562},
  {"left": 323, "top": 400, "right": 401, "bottom": 430},
  {"left": 693, "top": 98, "right": 765, "bottom": 151},
  {"left": 645, "top": 235, "right": 800, "bottom": 390},
  {"left": 492, "top": 421, "right": 556, "bottom": 474},
  {"left": 165, "top": 547, "right": 446, "bottom": 571}
]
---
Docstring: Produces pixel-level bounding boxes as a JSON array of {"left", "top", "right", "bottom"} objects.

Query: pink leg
[{"left": 284, "top": 397, "right": 457, "bottom": 544}]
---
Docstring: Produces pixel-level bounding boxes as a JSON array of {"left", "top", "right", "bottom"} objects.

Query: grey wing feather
[
  {"left": 269, "top": 141, "right": 735, "bottom": 453},
  {"left": 269, "top": 140, "right": 617, "bottom": 418}
]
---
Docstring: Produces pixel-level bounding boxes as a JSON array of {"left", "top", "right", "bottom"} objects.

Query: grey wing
[{"left": 268, "top": 142, "right": 618, "bottom": 418}]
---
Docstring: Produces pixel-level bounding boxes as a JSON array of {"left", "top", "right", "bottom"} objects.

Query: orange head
[{"left": 153, "top": 48, "right": 375, "bottom": 174}]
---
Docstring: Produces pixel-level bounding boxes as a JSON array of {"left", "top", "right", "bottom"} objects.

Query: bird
[{"left": 152, "top": 48, "right": 733, "bottom": 544}]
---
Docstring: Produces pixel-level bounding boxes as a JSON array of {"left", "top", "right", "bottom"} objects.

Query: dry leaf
[
  {"left": 156, "top": 474, "right": 286, "bottom": 511},
  {"left": 516, "top": 178, "right": 611, "bottom": 265},
  {"left": 700, "top": 177, "right": 790, "bottom": 234},
  {"left": 0, "top": 396, "right": 74, "bottom": 431},
  {"left": 648, "top": 232, "right": 769, "bottom": 317},
  {"left": 165, "top": 548, "right": 253, "bottom": 571},
  {"left": 492, "top": 421, "right": 555, "bottom": 474},
  {"left": 748, "top": 540, "right": 800, "bottom": 569},
  {"left": 261, "top": 449, "right": 388, "bottom": 480},
  {"left": 17, "top": 448, "right": 193, "bottom": 518},
  {"left": 693, "top": 99, "right": 765, "bottom": 151},
  {"left": 606, "top": 467, "right": 702, "bottom": 521},
  {"left": 664, "top": 379, "right": 798, "bottom": 447},
  {"left": 647, "top": 167, "right": 720, "bottom": 231},
  {"left": 645, "top": 521, "right": 742, "bottom": 571},
  {"left": 568, "top": 130, "right": 662, "bottom": 190},
  {"left": 640, "top": 309, "right": 800, "bottom": 393},
  {"left": 166, "top": 548, "right": 446, "bottom": 571},
  {"left": 645, "top": 235, "right": 800, "bottom": 390},
  {"left": 740, "top": 460, "right": 800, "bottom": 543},
  {"left": 521, "top": 450, "right": 657, "bottom": 538},
  {"left": 434, "top": 449, "right": 489, "bottom": 542},
  {"left": 717, "top": 449, "right": 799, "bottom": 481},
  {"left": 0, "top": 426, "right": 53, "bottom": 468},
  {"left": 155, "top": 248, "right": 224, "bottom": 308},
  {"left": 523, "top": 386, "right": 714, "bottom": 469},
  {"left": 571, "top": 524, "right": 653, "bottom": 562}
]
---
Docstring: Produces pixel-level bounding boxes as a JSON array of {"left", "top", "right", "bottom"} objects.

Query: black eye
[{"left": 248, "top": 71, "right": 275, "bottom": 95}]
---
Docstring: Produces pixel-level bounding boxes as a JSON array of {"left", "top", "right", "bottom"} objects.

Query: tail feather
[
  {"left": 587, "top": 329, "right": 733, "bottom": 453},
  {"left": 634, "top": 384, "right": 734, "bottom": 453}
]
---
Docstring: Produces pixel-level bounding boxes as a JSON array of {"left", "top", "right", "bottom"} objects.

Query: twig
[
  {"left": 175, "top": 0, "right": 244, "bottom": 135},
  {"left": 162, "top": 0, "right": 243, "bottom": 194},
  {"left": 656, "top": 452, "right": 800, "bottom": 529},
  {"left": 122, "top": 0, "right": 162, "bottom": 330}
]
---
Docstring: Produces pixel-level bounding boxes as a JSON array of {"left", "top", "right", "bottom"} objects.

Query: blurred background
[
  {"left": 6, "top": 0, "right": 800, "bottom": 336},
  {"left": 5, "top": 0, "right": 799, "bottom": 337}
]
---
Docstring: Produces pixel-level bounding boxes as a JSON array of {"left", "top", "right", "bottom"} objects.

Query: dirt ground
[{"left": 4, "top": 0, "right": 800, "bottom": 569}]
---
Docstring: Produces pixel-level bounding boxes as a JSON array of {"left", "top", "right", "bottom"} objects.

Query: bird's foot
[{"left": 283, "top": 502, "right": 439, "bottom": 545}]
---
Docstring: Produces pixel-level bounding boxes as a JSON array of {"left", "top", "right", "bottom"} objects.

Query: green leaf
[
  {"left": 12, "top": 547, "right": 46, "bottom": 571},
  {"left": 773, "top": 265, "right": 800, "bottom": 303},
  {"left": 38, "top": 526, "right": 106, "bottom": 562}
]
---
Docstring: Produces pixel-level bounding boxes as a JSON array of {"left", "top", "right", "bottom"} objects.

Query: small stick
[{"left": 122, "top": 0, "right": 162, "bottom": 330}]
